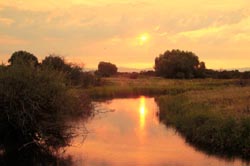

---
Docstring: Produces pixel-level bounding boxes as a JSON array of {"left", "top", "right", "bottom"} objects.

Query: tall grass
[
  {"left": 156, "top": 87, "right": 250, "bottom": 159},
  {"left": 86, "top": 76, "right": 239, "bottom": 99}
]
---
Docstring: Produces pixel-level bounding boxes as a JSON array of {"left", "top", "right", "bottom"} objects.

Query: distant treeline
[
  {"left": 116, "top": 69, "right": 250, "bottom": 80},
  {"left": 154, "top": 49, "right": 250, "bottom": 79},
  {"left": 65, "top": 49, "right": 249, "bottom": 80},
  {"left": 117, "top": 49, "right": 250, "bottom": 80},
  {"left": 137, "top": 69, "right": 250, "bottom": 79},
  {"left": 205, "top": 69, "right": 250, "bottom": 79}
]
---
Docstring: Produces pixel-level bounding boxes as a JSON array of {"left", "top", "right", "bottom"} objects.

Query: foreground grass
[
  {"left": 156, "top": 86, "right": 250, "bottom": 158},
  {"left": 85, "top": 76, "right": 238, "bottom": 99}
]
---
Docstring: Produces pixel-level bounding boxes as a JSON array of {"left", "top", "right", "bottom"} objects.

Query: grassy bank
[
  {"left": 85, "top": 76, "right": 239, "bottom": 99},
  {"left": 156, "top": 86, "right": 250, "bottom": 158}
]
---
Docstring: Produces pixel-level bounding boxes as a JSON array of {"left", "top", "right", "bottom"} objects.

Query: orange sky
[{"left": 0, "top": 0, "right": 250, "bottom": 69}]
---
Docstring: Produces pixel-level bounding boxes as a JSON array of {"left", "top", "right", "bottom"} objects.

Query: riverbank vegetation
[
  {"left": 85, "top": 76, "right": 242, "bottom": 99},
  {"left": 156, "top": 86, "right": 250, "bottom": 159},
  {"left": 0, "top": 51, "right": 94, "bottom": 166}
]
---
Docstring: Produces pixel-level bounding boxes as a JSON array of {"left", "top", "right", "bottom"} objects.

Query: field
[{"left": 85, "top": 76, "right": 240, "bottom": 99}]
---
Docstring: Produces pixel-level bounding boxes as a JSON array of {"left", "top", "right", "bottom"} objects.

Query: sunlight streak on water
[{"left": 139, "top": 96, "right": 146, "bottom": 130}]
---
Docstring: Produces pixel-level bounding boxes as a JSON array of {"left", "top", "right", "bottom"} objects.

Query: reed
[{"left": 156, "top": 86, "right": 250, "bottom": 158}]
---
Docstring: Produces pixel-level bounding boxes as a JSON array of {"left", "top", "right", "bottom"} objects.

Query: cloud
[
  {"left": 0, "top": 0, "right": 250, "bottom": 68},
  {"left": 0, "top": 17, "right": 14, "bottom": 25},
  {"left": 179, "top": 26, "right": 224, "bottom": 38},
  {"left": 0, "top": 0, "right": 146, "bottom": 12},
  {"left": 0, "top": 35, "right": 28, "bottom": 45},
  {"left": 159, "top": 9, "right": 250, "bottom": 45}
]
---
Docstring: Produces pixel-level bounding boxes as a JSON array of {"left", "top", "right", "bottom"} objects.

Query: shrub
[
  {"left": 0, "top": 63, "right": 92, "bottom": 165},
  {"left": 42, "top": 55, "right": 98, "bottom": 87},
  {"left": 97, "top": 61, "right": 117, "bottom": 77},
  {"left": 129, "top": 72, "right": 139, "bottom": 79}
]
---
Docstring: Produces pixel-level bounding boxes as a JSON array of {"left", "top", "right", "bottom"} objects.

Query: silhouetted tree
[
  {"left": 8, "top": 50, "right": 38, "bottom": 66},
  {"left": 154, "top": 49, "right": 206, "bottom": 78},
  {"left": 195, "top": 61, "right": 206, "bottom": 78},
  {"left": 205, "top": 69, "right": 242, "bottom": 79},
  {"left": 42, "top": 55, "right": 98, "bottom": 87},
  {"left": 41, "top": 55, "right": 71, "bottom": 72},
  {"left": 242, "top": 71, "right": 250, "bottom": 79},
  {"left": 217, "top": 70, "right": 241, "bottom": 79},
  {"left": 97, "top": 61, "right": 117, "bottom": 77}
]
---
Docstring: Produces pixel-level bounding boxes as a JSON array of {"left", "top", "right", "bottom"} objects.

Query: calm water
[{"left": 67, "top": 97, "right": 247, "bottom": 166}]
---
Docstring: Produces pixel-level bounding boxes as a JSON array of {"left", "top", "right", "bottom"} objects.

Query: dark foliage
[
  {"left": 129, "top": 72, "right": 139, "bottom": 79},
  {"left": 242, "top": 72, "right": 250, "bottom": 79},
  {"left": 154, "top": 49, "right": 206, "bottom": 79},
  {"left": 97, "top": 61, "right": 117, "bottom": 77},
  {"left": 0, "top": 52, "right": 93, "bottom": 165},
  {"left": 8, "top": 50, "right": 39, "bottom": 67},
  {"left": 41, "top": 55, "right": 71, "bottom": 72},
  {"left": 140, "top": 70, "right": 156, "bottom": 77},
  {"left": 42, "top": 55, "right": 99, "bottom": 87},
  {"left": 205, "top": 69, "right": 250, "bottom": 79}
]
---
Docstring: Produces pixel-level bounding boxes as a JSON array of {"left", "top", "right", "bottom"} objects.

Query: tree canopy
[
  {"left": 97, "top": 61, "right": 118, "bottom": 77},
  {"left": 42, "top": 55, "right": 97, "bottom": 87},
  {"left": 41, "top": 55, "right": 71, "bottom": 72},
  {"left": 8, "top": 50, "right": 39, "bottom": 66},
  {"left": 154, "top": 49, "right": 206, "bottom": 78}
]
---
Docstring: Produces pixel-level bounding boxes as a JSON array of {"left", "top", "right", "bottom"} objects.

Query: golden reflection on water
[
  {"left": 139, "top": 96, "right": 146, "bottom": 130},
  {"left": 67, "top": 97, "right": 245, "bottom": 166}
]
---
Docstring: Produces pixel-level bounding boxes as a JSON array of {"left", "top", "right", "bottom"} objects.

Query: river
[{"left": 67, "top": 97, "right": 247, "bottom": 166}]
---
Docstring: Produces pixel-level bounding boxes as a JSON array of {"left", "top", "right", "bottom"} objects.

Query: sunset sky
[{"left": 0, "top": 0, "right": 250, "bottom": 70}]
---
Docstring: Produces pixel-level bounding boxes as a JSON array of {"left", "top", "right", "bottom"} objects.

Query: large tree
[
  {"left": 97, "top": 61, "right": 117, "bottom": 77},
  {"left": 154, "top": 49, "right": 206, "bottom": 78},
  {"left": 8, "top": 50, "right": 38, "bottom": 66}
]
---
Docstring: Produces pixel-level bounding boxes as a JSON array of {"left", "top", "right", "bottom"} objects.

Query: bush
[
  {"left": 0, "top": 63, "right": 92, "bottom": 165},
  {"left": 97, "top": 61, "right": 117, "bottom": 77},
  {"left": 129, "top": 72, "right": 139, "bottom": 79},
  {"left": 140, "top": 70, "right": 156, "bottom": 76},
  {"left": 242, "top": 71, "right": 250, "bottom": 79},
  {"left": 41, "top": 55, "right": 71, "bottom": 72},
  {"left": 42, "top": 55, "right": 98, "bottom": 87}
]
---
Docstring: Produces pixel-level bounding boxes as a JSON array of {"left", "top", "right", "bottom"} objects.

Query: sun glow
[
  {"left": 139, "top": 96, "right": 147, "bottom": 129},
  {"left": 138, "top": 33, "right": 150, "bottom": 45}
]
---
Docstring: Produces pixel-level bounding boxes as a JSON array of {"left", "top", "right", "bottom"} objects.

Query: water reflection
[
  {"left": 139, "top": 96, "right": 146, "bottom": 130},
  {"left": 67, "top": 97, "right": 247, "bottom": 166}
]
